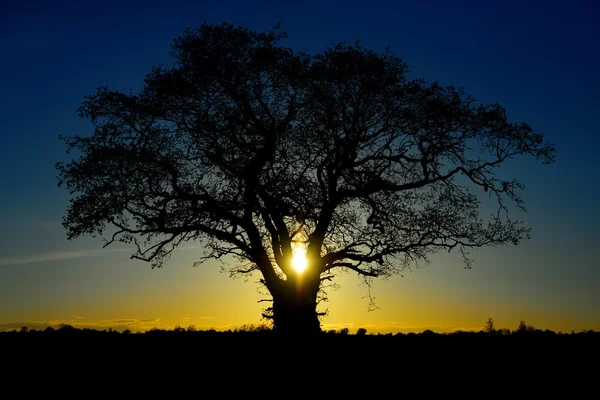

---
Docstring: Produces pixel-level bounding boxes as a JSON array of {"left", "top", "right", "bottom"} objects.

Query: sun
[{"left": 291, "top": 247, "right": 308, "bottom": 273}]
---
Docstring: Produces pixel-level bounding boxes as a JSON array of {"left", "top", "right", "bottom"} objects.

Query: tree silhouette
[
  {"left": 56, "top": 21, "right": 555, "bottom": 336},
  {"left": 484, "top": 317, "right": 495, "bottom": 335}
]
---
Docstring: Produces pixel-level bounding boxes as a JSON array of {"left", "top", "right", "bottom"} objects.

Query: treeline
[
  {"left": 3, "top": 319, "right": 598, "bottom": 369},
  {"left": 1, "top": 318, "right": 598, "bottom": 337}
]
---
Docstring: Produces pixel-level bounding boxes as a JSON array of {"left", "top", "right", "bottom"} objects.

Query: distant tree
[
  {"left": 356, "top": 328, "right": 367, "bottom": 336},
  {"left": 339, "top": 328, "right": 350, "bottom": 335},
  {"left": 233, "top": 324, "right": 270, "bottom": 333},
  {"left": 484, "top": 317, "right": 496, "bottom": 335},
  {"left": 58, "top": 324, "right": 76, "bottom": 331},
  {"left": 516, "top": 320, "right": 536, "bottom": 335},
  {"left": 20, "top": 326, "right": 28, "bottom": 333},
  {"left": 56, "top": 21, "right": 555, "bottom": 336}
]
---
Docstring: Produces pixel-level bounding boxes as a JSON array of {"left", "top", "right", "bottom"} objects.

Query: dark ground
[{"left": 2, "top": 328, "right": 598, "bottom": 395}]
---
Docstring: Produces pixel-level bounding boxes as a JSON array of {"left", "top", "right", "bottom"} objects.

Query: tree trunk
[{"left": 269, "top": 277, "right": 321, "bottom": 336}]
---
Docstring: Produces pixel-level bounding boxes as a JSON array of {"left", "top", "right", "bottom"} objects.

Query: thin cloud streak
[
  {"left": 0, "top": 316, "right": 220, "bottom": 333},
  {"left": 0, "top": 241, "right": 206, "bottom": 266},
  {"left": 0, "top": 318, "right": 162, "bottom": 332},
  {"left": 0, "top": 247, "right": 132, "bottom": 266},
  {"left": 321, "top": 322, "right": 481, "bottom": 334}
]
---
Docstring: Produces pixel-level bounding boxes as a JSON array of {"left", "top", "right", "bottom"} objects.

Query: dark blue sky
[{"left": 0, "top": 0, "right": 598, "bottom": 333}]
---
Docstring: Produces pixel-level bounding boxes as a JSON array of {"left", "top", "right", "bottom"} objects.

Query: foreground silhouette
[
  {"left": 3, "top": 321, "right": 597, "bottom": 337},
  {"left": 4, "top": 322, "right": 596, "bottom": 392},
  {"left": 3, "top": 322, "right": 598, "bottom": 360},
  {"left": 56, "top": 21, "right": 555, "bottom": 335}
]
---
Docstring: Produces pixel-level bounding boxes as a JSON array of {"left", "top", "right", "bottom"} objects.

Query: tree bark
[{"left": 269, "top": 277, "right": 321, "bottom": 336}]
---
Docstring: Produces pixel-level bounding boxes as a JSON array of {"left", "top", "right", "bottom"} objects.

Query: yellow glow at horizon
[{"left": 292, "top": 247, "right": 308, "bottom": 273}]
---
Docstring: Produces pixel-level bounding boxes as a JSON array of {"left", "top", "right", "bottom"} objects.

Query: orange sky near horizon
[{"left": 1, "top": 232, "right": 596, "bottom": 334}]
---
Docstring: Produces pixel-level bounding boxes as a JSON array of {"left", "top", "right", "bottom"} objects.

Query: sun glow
[{"left": 291, "top": 246, "right": 308, "bottom": 273}]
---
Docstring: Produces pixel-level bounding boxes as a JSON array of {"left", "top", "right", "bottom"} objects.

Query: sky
[{"left": 1, "top": 0, "right": 598, "bottom": 334}]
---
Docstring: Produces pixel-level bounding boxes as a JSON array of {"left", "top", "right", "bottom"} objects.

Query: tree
[
  {"left": 516, "top": 320, "right": 536, "bottom": 335},
  {"left": 484, "top": 317, "right": 495, "bottom": 335},
  {"left": 56, "top": 21, "right": 555, "bottom": 336}
]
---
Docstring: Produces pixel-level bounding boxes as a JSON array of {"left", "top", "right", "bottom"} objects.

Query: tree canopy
[{"left": 57, "top": 21, "right": 555, "bottom": 334}]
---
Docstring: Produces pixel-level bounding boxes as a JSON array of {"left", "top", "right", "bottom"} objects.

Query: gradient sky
[{"left": 1, "top": 0, "right": 598, "bottom": 334}]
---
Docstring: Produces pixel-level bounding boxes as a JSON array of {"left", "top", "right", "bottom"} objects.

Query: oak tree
[{"left": 57, "top": 22, "right": 555, "bottom": 335}]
